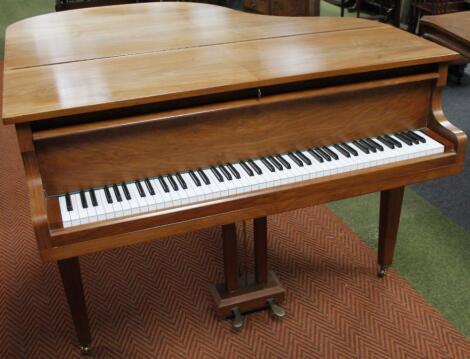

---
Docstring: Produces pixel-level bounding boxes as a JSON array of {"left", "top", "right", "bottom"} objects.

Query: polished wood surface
[
  {"left": 2, "top": 3, "right": 458, "bottom": 124},
  {"left": 420, "top": 11, "right": 470, "bottom": 60},
  {"left": 4, "top": 3, "right": 380, "bottom": 70},
  {"left": 222, "top": 223, "right": 239, "bottom": 293},
  {"left": 58, "top": 257, "right": 91, "bottom": 350},
  {"left": 421, "top": 11, "right": 470, "bottom": 43},
  {"left": 254, "top": 217, "right": 268, "bottom": 284},
  {"left": 5, "top": 4, "right": 467, "bottom": 351},
  {"left": 378, "top": 187, "right": 404, "bottom": 268},
  {"left": 35, "top": 77, "right": 434, "bottom": 195}
]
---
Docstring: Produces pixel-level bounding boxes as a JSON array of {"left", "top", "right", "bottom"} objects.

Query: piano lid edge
[{"left": 1, "top": 53, "right": 460, "bottom": 126}]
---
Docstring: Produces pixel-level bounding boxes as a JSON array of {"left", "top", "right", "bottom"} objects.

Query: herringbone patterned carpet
[{"left": 1, "top": 62, "right": 470, "bottom": 359}]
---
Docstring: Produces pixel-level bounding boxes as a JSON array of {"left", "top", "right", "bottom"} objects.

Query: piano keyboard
[{"left": 58, "top": 130, "right": 444, "bottom": 228}]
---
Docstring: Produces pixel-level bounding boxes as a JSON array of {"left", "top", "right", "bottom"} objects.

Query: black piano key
[
  {"left": 365, "top": 138, "right": 384, "bottom": 151},
  {"left": 400, "top": 131, "right": 419, "bottom": 144},
  {"left": 377, "top": 136, "right": 395, "bottom": 149},
  {"left": 408, "top": 130, "right": 426, "bottom": 143},
  {"left": 384, "top": 134, "right": 402, "bottom": 148},
  {"left": 240, "top": 161, "right": 254, "bottom": 176},
  {"left": 219, "top": 165, "right": 232, "bottom": 180},
  {"left": 210, "top": 166, "right": 224, "bottom": 182},
  {"left": 333, "top": 144, "right": 350, "bottom": 157},
  {"left": 296, "top": 151, "right": 312, "bottom": 165},
  {"left": 121, "top": 183, "right": 131, "bottom": 200},
  {"left": 144, "top": 178, "right": 156, "bottom": 195},
  {"left": 176, "top": 173, "right": 188, "bottom": 189},
  {"left": 359, "top": 139, "right": 376, "bottom": 152},
  {"left": 158, "top": 176, "right": 171, "bottom": 192},
  {"left": 288, "top": 152, "right": 304, "bottom": 167},
  {"left": 276, "top": 155, "right": 291, "bottom": 169},
  {"left": 135, "top": 180, "right": 146, "bottom": 197},
  {"left": 307, "top": 148, "right": 324, "bottom": 163},
  {"left": 268, "top": 156, "right": 283, "bottom": 170},
  {"left": 315, "top": 148, "right": 332, "bottom": 161},
  {"left": 197, "top": 169, "right": 210, "bottom": 185},
  {"left": 227, "top": 163, "right": 240, "bottom": 179},
  {"left": 104, "top": 185, "right": 113, "bottom": 203},
  {"left": 248, "top": 160, "right": 262, "bottom": 175},
  {"left": 322, "top": 146, "right": 339, "bottom": 160},
  {"left": 395, "top": 133, "right": 413, "bottom": 146},
  {"left": 65, "top": 193, "right": 73, "bottom": 211},
  {"left": 79, "top": 190, "right": 88, "bottom": 208},
  {"left": 112, "top": 184, "right": 123, "bottom": 202},
  {"left": 352, "top": 140, "right": 370, "bottom": 154},
  {"left": 167, "top": 174, "right": 179, "bottom": 191},
  {"left": 189, "top": 170, "right": 201, "bottom": 186},
  {"left": 211, "top": 166, "right": 224, "bottom": 182},
  {"left": 261, "top": 157, "right": 275, "bottom": 172},
  {"left": 89, "top": 188, "right": 98, "bottom": 207},
  {"left": 341, "top": 142, "right": 359, "bottom": 156}
]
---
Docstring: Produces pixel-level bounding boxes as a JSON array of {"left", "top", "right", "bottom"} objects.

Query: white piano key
[
  {"left": 92, "top": 190, "right": 107, "bottom": 221},
  {"left": 72, "top": 193, "right": 88, "bottom": 225},
  {"left": 58, "top": 195, "right": 72, "bottom": 228},
  {"left": 84, "top": 191, "right": 98, "bottom": 222}
]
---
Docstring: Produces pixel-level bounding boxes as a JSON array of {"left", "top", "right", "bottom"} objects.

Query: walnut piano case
[{"left": 2, "top": 3, "right": 466, "bottom": 263}]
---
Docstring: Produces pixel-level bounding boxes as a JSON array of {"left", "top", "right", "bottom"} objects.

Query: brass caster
[
  {"left": 231, "top": 307, "right": 244, "bottom": 331},
  {"left": 267, "top": 298, "right": 286, "bottom": 318},
  {"left": 378, "top": 265, "right": 388, "bottom": 278},
  {"left": 79, "top": 344, "right": 91, "bottom": 356}
]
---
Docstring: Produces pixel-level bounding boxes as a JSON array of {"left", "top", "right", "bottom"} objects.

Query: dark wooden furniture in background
[
  {"left": 55, "top": 0, "right": 223, "bottom": 11},
  {"left": 420, "top": 11, "right": 470, "bottom": 57},
  {"left": 408, "top": 0, "right": 469, "bottom": 33},
  {"left": 2, "top": 2, "right": 466, "bottom": 355},
  {"left": 349, "top": 0, "right": 402, "bottom": 27},
  {"left": 243, "top": 0, "right": 320, "bottom": 16},
  {"left": 420, "top": 11, "right": 470, "bottom": 83},
  {"left": 56, "top": 0, "right": 147, "bottom": 11}
]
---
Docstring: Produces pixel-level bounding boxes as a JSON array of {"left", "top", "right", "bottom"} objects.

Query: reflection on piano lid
[{"left": 58, "top": 130, "right": 443, "bottom": 228}]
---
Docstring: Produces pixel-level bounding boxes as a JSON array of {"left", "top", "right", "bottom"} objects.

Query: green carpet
[
  {"left": 329, "top": 190, "right": 470, "bottom": 338},
  {"left": 1, "top": 0, "right": 469, "bottom": 340},
  {"left": 0, "top": 0, "right": 54, "bottom": 58}
]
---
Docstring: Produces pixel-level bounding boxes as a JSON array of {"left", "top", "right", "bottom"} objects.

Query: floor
[{"left": 0, "top": 0, "right": 469, "bottom": 340}]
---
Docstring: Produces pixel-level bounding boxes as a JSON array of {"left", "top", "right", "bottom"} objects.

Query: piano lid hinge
[{"left": 257, "top": 88, "right": 262, "bottom": 99}]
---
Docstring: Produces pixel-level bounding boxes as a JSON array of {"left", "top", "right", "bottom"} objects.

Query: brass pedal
[
  {"left": 231, "top": 307, "right": 244, "bottom": 330},
  {"left": 267, "top": 298, "right": 286, "bottom": 318},
  {"left": 79, "top": 344, "right": 91, "bottom": 356}
]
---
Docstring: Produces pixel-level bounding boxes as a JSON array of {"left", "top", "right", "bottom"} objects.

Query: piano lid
[{"left": 1, "top": 2, "right": 458, "bottom": 125}]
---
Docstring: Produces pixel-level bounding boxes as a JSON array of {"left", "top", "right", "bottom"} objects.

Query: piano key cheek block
[{"left": 2, "top": 2, "right": 467, "bottom": 354}]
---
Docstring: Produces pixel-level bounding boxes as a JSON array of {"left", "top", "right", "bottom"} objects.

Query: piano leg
[
  {"left": 58, "top": 257, "right": 91, "bottom": 355},
  {"left": 378, "top": 187, "right": 405, "bottom": 277}
]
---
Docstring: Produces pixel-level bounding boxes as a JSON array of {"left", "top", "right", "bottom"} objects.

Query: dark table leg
[
  {"left": 58, "top": 257, "right": 91, "bottom": 355},
  {"left": 378, "top": 187, "right": 404, "bottom": 277}
]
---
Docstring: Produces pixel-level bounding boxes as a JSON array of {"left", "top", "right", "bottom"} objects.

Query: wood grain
[
  {"left": 35, "top": 79, "right": 432, "bottom": 195},
  {"left": 2, "top": 21, "right": 458, "bottom": 124},
  {"left": 4, "top": 3, "right": 382, "bottom": 70},
  {"left": 42, "top": 145, "right": 462, "bottom": 262}
]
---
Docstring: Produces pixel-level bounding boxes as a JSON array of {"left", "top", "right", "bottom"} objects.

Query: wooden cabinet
[{"left": 243, "top": 0, "right": 320, "bottom": 16}]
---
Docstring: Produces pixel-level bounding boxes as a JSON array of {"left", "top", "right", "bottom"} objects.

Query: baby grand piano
[{"left": 2, "top": 2, "right": 466, "bottom": 354}]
